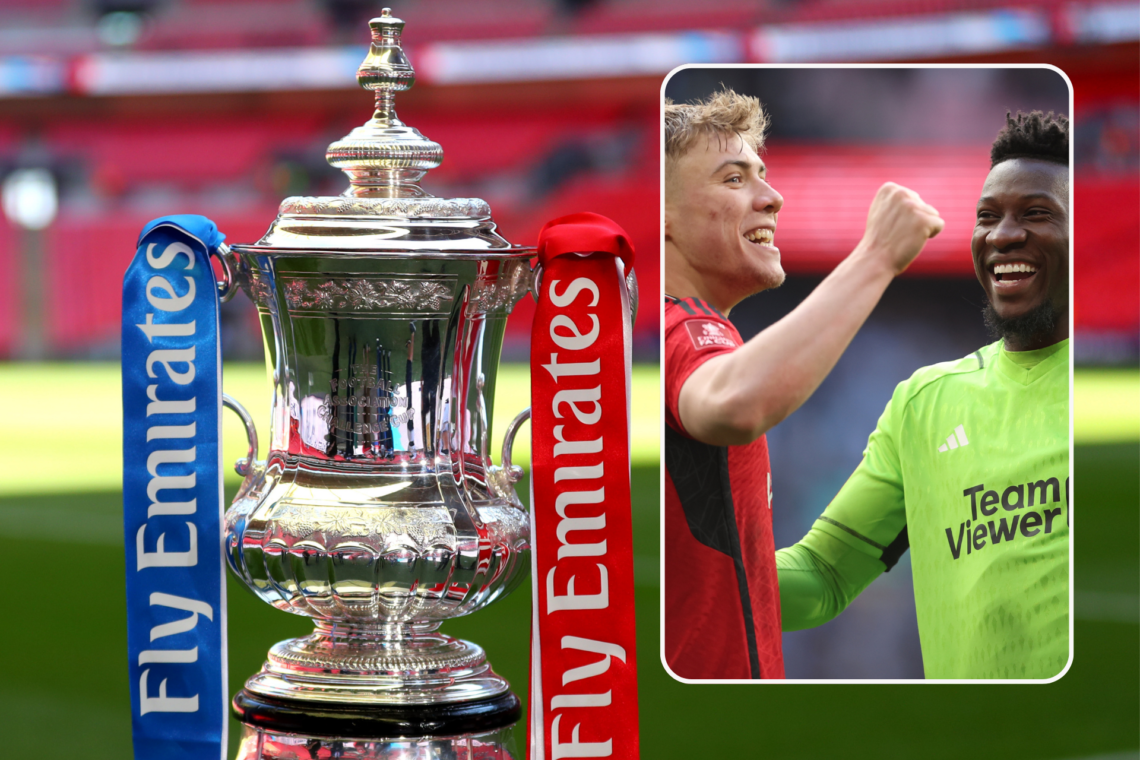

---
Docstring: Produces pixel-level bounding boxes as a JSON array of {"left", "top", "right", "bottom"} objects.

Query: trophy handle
[
  {"left": 222, "top": 393, "right": 263, "bottom": 491},
  {"left": 487, "top": 406, "right": 529, "bottom": 504},
  {"left": 211, "top": 243, "right": 240, "bottom": 303},
  {"left": 500, "top": 406, "right": 530, "bottom": 483},
  {"left": 626, "top": 269, "right": 638, "bottom": 325},
  {"left": 531, "top": 262, "right": 639, "bottom": 323}
]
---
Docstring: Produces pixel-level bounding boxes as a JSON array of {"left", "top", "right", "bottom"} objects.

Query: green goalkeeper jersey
[{"left": 777, "top": 339, "right": 1069, "bottom": 679}]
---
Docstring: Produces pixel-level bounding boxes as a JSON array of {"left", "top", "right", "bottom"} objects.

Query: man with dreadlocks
[
  {"left": 776, "top": 111, "right": 1071, "bottom": 679},
  {"left": 663, "top": 89, "right": 944, "bottom": 680}
]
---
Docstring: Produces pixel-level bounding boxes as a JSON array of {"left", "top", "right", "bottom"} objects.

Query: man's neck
[
  {"left": 1003, "top": 332, "right": 1068, "bottom": 352},
  {"left": 984, "top": 302, "right": 1068, "bottom": 352},
  {"left": 664, "top": 252, "right": 735, "bottom": 316},
  {"left": 665, "top": 285, "right": 734, "bottom": 316}
]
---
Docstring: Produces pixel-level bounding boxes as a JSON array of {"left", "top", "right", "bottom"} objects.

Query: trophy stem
[
  {"left": 313, "top": 618, "right": 441, "bottom": 641},
  {"left": 242, "top": 618, "right": 512, "bottom": 706},
  {"left": 373, "top": 90, "right": 398, "bottom": 125}
]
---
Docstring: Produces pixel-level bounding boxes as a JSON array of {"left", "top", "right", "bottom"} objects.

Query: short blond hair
[{"left": 665, "top": 89, "right": 769, "bottom": 160}]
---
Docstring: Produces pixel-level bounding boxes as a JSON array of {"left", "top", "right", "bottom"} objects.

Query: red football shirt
[{"left": 663, "top": 295, "right": 784, "bottom": 680}]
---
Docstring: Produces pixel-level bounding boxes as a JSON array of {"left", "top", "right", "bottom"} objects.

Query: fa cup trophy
[
  {"left": 221, "top": 11, "right": 534, "bottom": 757},
  {"left": 123, "top": 9, "right": 640, "bottom": 757}
]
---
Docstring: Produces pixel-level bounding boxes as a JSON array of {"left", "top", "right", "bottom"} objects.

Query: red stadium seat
[
  {"left": 761, "top": 143, "right": 989, "bottom": 275},
  {"left": 45, "top": 116, "right": 323, "bottom": 189},
  {"left": 1073, "top": 175, "right": 1140, "bottom": 332},
  {"left": 570, "top": 0, "right": 767, "bottom": 35},
  {"left": 42, "top": 211, "right": 277, "bottom": 350}
]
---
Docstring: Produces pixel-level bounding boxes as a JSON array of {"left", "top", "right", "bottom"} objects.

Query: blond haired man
[{"left": 664, "top": 89, "right": 944, "bottom": 679}]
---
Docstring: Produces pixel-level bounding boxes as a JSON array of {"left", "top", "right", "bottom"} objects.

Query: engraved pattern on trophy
[
  {"left": 222, "top": 9, "right": 534, "bottom": 732},
  {"left": 468, "top": 258, "right": 532, "bottom": 314},
  {"left": 280, "top": 196, "right": 492, "bottom": 218},
  {"left": 282, "top": 275, "right": 456, "bottom": 314},
  {"left": 255, "top": 502, "right": 459, "bottom": 620},
  {"left": 269, "top": 642, "right": 486, "bottom": 675},
  {"left": 239, "top": 268, "right": 273, "bottom": 309}
]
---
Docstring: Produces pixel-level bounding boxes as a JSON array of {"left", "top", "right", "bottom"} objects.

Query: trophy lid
[{"left": 251, "top": 9, "right": 529, "bottom": 254}]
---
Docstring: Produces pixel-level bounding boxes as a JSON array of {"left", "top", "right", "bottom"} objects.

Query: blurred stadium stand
[
  {"left": 745, "top": 145, "right": 993, "bottom": 275},
  {"left": 1073, "top": 76, "right": 1139, "bottom": 363},
  {"left": 0, "top": 0, "right": 1135, "bottom": 362}
]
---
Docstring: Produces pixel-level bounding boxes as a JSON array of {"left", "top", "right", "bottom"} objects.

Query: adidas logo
[{"left": 938, "top": 425, "right": 969, "bottom": 453}]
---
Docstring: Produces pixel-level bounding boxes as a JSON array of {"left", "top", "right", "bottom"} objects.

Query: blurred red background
[{"left": 0, "top": 0, "right": 1134, "bottom": 361}]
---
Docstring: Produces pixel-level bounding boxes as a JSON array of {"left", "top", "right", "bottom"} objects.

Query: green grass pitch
[{"left": 0, "top": 364, "right": 1135, "bottom": 758}]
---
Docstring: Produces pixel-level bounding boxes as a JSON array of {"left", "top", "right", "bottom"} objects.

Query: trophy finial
[
  {"left": 359, "top": 9, "right": 413, "bottom": 124},
  {"left": 325, "top": 11, "right": 443, "bottom": 198}
]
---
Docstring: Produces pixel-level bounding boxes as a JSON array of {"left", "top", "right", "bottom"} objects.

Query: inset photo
[{"left": 662, "top": 66, "right": 1071, "bottom": 682}]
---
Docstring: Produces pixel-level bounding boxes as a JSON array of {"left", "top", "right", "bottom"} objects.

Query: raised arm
[{"left": 678, "top": 182, "right": 943, "bottom": 445}]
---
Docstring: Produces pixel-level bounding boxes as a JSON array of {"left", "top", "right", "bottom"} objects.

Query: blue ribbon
[{"left": 122, "top": 215, "right": 228, "bottom": 760}]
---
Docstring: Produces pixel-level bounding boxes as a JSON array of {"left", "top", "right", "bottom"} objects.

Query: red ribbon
[{"left": 528, "top": 213, "right": 639, "bottom": 760}]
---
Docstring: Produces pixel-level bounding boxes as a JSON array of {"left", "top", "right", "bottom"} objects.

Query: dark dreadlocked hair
[{"left": 990, "top": 110, "right": 1069, "bottom": 169}]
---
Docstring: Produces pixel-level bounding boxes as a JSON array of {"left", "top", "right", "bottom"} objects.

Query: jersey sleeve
[
  {"left": 663, "top": 300, "right": 741, "bottom": 436},
  {"left": 776, "top": 380, "right": 911, "bottom": 631},
  {"left": 776, "top": 536, "right": 884, "bottom": 631}
]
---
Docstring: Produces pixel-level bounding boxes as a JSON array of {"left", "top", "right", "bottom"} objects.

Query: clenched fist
[{"left": 859, "top": 182, "right": 945, "bottom": 275}]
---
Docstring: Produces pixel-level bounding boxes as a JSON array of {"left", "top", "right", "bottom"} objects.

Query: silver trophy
[{"left": 220, "top": 10, "right": 534, "bottom": 757}]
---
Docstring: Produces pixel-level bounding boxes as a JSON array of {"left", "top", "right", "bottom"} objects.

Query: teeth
[
  {"left": 993, "top": 262, "right": 1037, "bottom": 274},
  {"left": 745, "top": 229, "right": 774, "bottom": 244}
]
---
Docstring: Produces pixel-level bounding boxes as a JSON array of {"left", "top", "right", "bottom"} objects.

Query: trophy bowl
[{"left": 222, "top": 246, "right": 533, "bottom": 707}]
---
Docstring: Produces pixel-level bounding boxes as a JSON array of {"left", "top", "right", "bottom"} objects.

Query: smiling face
[
  {"left": 665, "top": 130, "right": 785, "bottom": 314},
  {"left": 971, "top": 157, "right": 1069, "bottom": 350}
]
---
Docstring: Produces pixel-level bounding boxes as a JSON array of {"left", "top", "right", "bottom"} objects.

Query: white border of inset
[{"left": 658, "top": 62, "right": 1076, "bottom": 685}]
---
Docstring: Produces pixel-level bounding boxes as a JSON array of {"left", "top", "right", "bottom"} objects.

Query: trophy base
[
  {"left": 242, "top": 621, "right": 512, "bottom": 705},
  {"left": 233, "top": 689, "right": 521, "bottom": 759}
]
